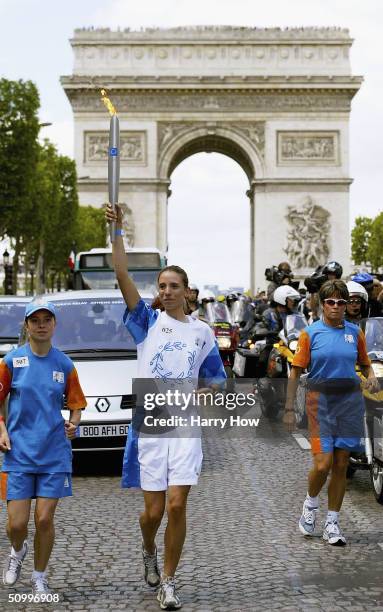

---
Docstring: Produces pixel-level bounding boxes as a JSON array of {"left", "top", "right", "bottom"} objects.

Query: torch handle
[{"left": 108, "top": 115, "right": 120, "bottom": 243}]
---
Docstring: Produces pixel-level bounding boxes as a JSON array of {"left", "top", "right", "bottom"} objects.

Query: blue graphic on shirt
[{"left": 149, "top": 341, "right": 196, "bottom": 381}]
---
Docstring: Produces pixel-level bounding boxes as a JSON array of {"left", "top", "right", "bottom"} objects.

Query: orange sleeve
[
  {"left": 357, "top": 330, "right": 371, "bottom": 367},
  {"left": 65, "top": 368, "right": 87, "bottom": 410},
  {"left": 292, "top": 330, "right": 311, "bottom": 369},
  {"left": 0, "top": 361, "right": 12, "bottom": 402}
]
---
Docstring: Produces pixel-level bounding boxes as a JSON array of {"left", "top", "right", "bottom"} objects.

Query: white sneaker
[
  {"left": 157, "top": 577, "right": 182, "bottom": 610},
  {"left": 31, "top": 574, "right": 51, "bottom": 595},
  {"left": 3, "top": 541, "right": 28, "bottom": 586},
  {"left": 323, "top": 520, "right": 346, "bottom": 546},
  {"left": 298, "top": 501, "right": 318, "bottom": 536}
]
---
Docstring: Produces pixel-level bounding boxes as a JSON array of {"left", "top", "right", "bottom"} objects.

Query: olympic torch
[{"left": 101, "top": 89, "right": 120, "bottom": 243}]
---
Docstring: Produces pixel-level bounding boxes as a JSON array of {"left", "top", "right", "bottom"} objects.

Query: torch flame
[{"left": 101, "top": 89, "right": 117, "bottom": 116}]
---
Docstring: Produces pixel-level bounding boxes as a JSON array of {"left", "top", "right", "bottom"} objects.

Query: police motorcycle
[
  {"left": 256, "top": 286, "right": 306, "bottom": 419},
  {"left": 199, "top": 292, "right": 239, "bottom": 379},
  {"left": 346, "top": 316, "right": 383, "bottom": 504},
  {"left": 233, "top": 315, "right": 270, "bottom": 379}
]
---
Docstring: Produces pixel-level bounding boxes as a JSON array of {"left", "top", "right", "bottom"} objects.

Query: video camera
[
  {"left": 304, "top": 265, "right": 328, "bottom": 294},
  {"left": 265, "top": 265, "right": 294, "bottom": 286}
]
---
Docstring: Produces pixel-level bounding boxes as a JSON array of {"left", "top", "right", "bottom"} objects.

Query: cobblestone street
[{"left": 1, "top": 406, "right": 383, "bottom": 611}]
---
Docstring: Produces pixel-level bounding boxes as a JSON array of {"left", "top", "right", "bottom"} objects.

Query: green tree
[
  {"left": 74, "top": 206, "right": 107, "bottom": 252},
  {"left": 367, "top": 212, "right": 383, "bottom": 272},
  {"left": 351, "top": 216, "right": 372, "bottom": 266},
  {"left": 0, "top": 79, "right": 40, "bottom": 290}
]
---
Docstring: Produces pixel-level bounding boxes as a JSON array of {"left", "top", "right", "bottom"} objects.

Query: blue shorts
[
  {"left": 306, "top": 390, "right": 365, "bottom": 455},
  {"left": 1, "top": 472, "right": 72, "bottom": 501}
]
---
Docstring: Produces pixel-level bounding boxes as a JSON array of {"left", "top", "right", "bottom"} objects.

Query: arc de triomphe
[{"left": 61, "top": 26, "right": 362, "bottom": 291}]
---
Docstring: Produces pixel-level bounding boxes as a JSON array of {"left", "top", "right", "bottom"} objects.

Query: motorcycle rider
[
  {"left": 345, "top": 281, "right": 369, "bottom": 324},
  {"left": 187, "top": 284, "right": 200, "bottom": 318},
  {"left": 351, "top": 272, "right": 383, "bottom": 317},
  {"left": 262, "top": 286, "right": 301, "bottom": 333}
]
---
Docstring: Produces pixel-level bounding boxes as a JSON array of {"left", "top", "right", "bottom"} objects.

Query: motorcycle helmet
[
  {"left": 188, "top": 283, "right": 199, "bottom": 298},
  {"left": 346, "top": 281, "right": 368, "bottom": 302},
  {"left": 273, "top": 285, "right": 301, "bottom": 306},
  {"left": 323, "top": 261, "right": 343, "bottom": 279},
  {"left": 351, "top": 272, "right": 374, "bottom": 292},
  {"left": 199, "top": 289, "right": 215, "bottom": 302}
]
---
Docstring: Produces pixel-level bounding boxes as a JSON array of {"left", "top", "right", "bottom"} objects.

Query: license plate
[{"left": 78, "top": 424, "right": 129, "bottom": 438}]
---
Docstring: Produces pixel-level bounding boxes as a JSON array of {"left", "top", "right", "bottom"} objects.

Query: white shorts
[{"left": 137, "top": 436, "right": 203, "bottom": 491}]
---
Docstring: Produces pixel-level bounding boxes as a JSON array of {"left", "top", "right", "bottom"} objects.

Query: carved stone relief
[
  {"left": 278, "top": 131, "right": 339, "bottom": 165},
  {"left": 85, "top": 131, "right": 146, "bottom": 164},
  {"left": 69, "top": 91, "right": 353, "bottom": 113},
  {"left": 284, "top": 196, "right": 330, "bottom": 270},
  {"left": 157, "top": 121, "right": 265, "bottom": 158}
]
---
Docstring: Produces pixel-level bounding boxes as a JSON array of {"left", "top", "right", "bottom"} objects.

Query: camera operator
[
  {"left": 266, "top": 261, "right": 294, "bottom": 301},
  {"left": 304, "top": 261, "right": 343, "bottom": 322}
]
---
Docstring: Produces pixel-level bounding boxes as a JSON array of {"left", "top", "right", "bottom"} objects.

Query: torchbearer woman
[
  {"left": 106, "top": 204, "right": 225, "bottom": 611},
  {"left": 0, "top": 298, "right": 86, "bottom": 595}
]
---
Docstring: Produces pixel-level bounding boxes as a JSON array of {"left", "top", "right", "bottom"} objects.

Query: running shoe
[
  {"left": 31, "top": 574, "right": 51, "bottom": 595},
  {"left": 323, "top": 520, "right": 346, "bottom": 546},
  {"left": 157, "top": 577, "right": 182, "bottom": 610},
  {"left": 3, "top": 541, "right": 28, "bottom": 586},
  {"left": 298, "top": 501, "right": 318, "bottom": 536},
  {"left": 142, "top": 543, "right": 160, "bottom": 587}
]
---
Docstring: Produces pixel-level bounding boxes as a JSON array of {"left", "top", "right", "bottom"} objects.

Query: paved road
[{"left": 1, "top": 405, "right": 383, "bottom": 611}]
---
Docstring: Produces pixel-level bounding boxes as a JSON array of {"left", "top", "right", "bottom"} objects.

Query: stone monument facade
[{"left": 61, "top": 26, "right": 362, "bottom": 290}]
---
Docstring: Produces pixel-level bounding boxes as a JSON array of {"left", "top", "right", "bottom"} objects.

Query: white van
[
  {"left": 0, "top": 296, "right": 28, "bottom": 357},
  {"left": 47, "top": 290, "right": 152, "bottom": 453}
]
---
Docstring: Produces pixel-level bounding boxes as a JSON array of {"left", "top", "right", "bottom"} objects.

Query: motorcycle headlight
[
  {"left": 372, "top": 362, "right": 383, "bottom": 378},
  {"left": 289, "top": 340, "right": 298, "bottom": 352},
  {"left": 217, "top": 337, "right": 231, "bottom": 349}
]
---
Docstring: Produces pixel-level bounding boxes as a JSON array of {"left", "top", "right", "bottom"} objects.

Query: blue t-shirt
[
  {"left": 292, "top": 319, "right": 371, "bottom": 381},
  {"left": 0, "top": 344, "right": 86, "bottom": 473}
]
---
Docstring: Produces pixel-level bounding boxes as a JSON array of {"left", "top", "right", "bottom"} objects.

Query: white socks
[
  {"left": 305, "top": 493, "right": 319, "bottom": 508},
  {"left": 32, "top": 570, "right": 46, "bottom": 580},
  {"left": 326, "top": 510, "right": 339, "bottom": 523},
  {"left": 11, "top": 542, "right": 26, "bottom": 559}
]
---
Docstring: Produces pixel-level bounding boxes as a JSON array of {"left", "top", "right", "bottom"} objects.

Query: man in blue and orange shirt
[
  {"left": 284, "top": 280, "right": 379, "bottom": 546},
  {"left": 0, "top": 298, "right": 86, "bottom": 595}
]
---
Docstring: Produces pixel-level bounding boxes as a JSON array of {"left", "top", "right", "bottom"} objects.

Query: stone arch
[
  {"left": 158, "top": 124, "right": 265, "bottom": 182},
  {"left": 158, "top": 124, "right": 263, "bottom": 289}
]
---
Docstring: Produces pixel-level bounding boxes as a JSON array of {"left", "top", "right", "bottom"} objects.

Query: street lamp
[
  {"left": 3, "top": 249, "right": 13, "bottom": 294},
  {"left": 29, "top": 258, "right": 35, "bottom": 296}
]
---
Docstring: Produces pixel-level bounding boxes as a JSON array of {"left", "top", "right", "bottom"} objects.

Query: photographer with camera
[
  {"left": 304, "top": 261, "right": 343, "bottom": 322},
  {"left": 266, "top": 262, "right": 294, "bottom": 301}
]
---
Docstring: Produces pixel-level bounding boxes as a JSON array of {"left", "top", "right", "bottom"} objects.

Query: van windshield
[
  {"left": 52, "top": 297, "right": 152, "bottom": 352},
  {"left": 0, "top": 301, "right": 27, "bottom": 340}
]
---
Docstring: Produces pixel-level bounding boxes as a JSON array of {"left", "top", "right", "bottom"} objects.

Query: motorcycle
[
  {"left": 347, "top": 317, "right": 383, "bottom": 504},
  {"left": 201, "top": 297, "right": 239, "bottom": 380},
  {"left": 258, "top": 312, "right": 308, "bottom": 419}
]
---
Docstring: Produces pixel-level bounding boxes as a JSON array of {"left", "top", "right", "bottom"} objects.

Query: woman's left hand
[
  {"left": 65, "top": 421, "right": 78, "bottom": 440},
  {"left": 362, "top": 376, "right": 380, "bottom": 394}
]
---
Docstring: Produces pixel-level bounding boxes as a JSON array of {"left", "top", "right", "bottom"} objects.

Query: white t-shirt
[{"left": 123, "top": 299, "right": 225, "bottom": 383}]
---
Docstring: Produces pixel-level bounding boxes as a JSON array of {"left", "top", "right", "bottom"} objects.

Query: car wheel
[
  {"left": 370, "top": 459, "right": 383, "bottom": 505},
  {"left": 346, "top": 465, "right": 356, "bottom": 479},
  {"left": 258, "top": 386, "right": 280, "bottom": 420}
]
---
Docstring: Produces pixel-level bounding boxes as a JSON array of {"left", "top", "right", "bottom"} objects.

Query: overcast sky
[{"left": 0, "top": 0, "right": 382, "bottom": 290}]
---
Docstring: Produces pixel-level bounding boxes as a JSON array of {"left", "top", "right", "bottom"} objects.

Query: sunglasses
[
  {"left": 323, "top": 298, "right": 347, "bottom": 307},
  {"left": 348, "top": 298, "right": 362, "bottom": 305}
]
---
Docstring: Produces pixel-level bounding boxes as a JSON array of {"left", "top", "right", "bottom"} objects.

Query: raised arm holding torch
[{"left": 101, "top": 89, "right": 120, "bottom": 243}]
